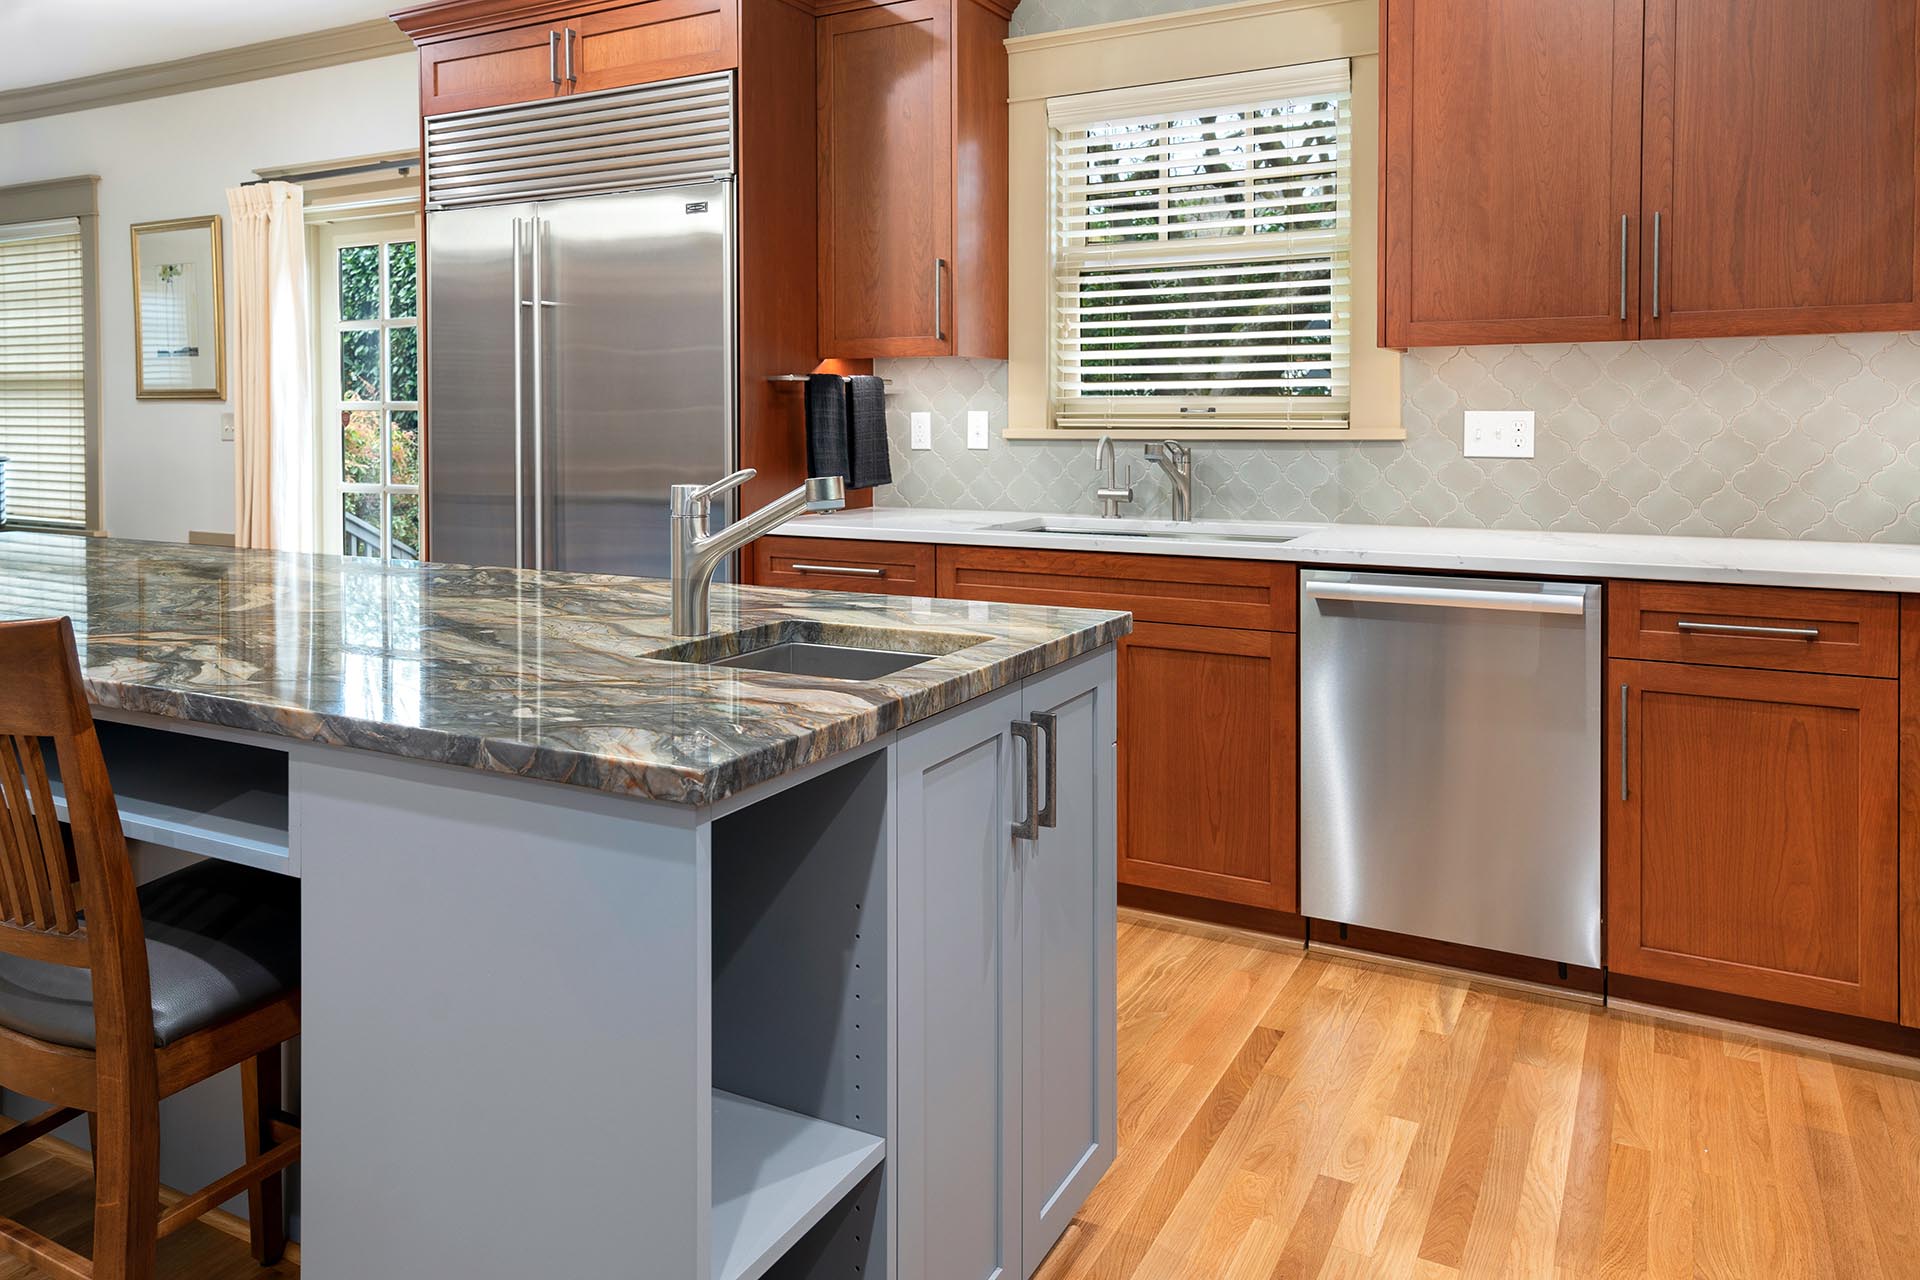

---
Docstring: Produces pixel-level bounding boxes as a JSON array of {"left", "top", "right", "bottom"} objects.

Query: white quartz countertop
[{"left": 774, "top": 508, "right": 1920, "bottom": 593}]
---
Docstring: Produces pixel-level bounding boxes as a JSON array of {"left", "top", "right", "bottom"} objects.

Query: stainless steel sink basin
[
  {"left": 987, "top": 516, "right": 1308, "bottom": 544},
  {"left": 709, "top": 641, "right": 931, "bottom": 680}
]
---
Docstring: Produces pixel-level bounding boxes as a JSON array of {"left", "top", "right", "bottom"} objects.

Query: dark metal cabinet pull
[
  {"left": 1031, "top": 711, "right": 1057, "bottom": 830},
  {"left": 934, "top": 258, "right": 947, "bottom": 343},
  {"left": 1011, "top": 721, "right": 1039, "bottom": 841},
  {"left": 1618, "top": 214, "right": 1629, "bottom": 321},
  {"left": 1651, "top": 211, "right": 1662, "bottom": 319}
]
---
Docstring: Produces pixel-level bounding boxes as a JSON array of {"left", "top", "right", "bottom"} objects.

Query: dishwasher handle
[{"left": 1304, "top": 580, "right": 1590, "bottom": 616}]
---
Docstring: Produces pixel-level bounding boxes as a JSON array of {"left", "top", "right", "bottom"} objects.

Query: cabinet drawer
[
  {"left": 753, "top": 536, "right": 936, "bottom": 596},
  {"left": 938, "top": 547, "right": 1297, "bottom": 632},
  {"left": 565, "top": 0, "right": 737, "bottom": 94},
  {"left": 1608, "top": 581, "right": 1897, "bottom": 677}
]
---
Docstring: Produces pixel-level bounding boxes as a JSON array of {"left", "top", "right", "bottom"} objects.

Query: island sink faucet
[
  {"left": 670, "top": 468, "right": 846, "bottom": 636},
  {"left": 1094, "top": 435, "right": 1134, "bottom": 517},
  {"left": 1145, "top": 440, "right": 1194, "bottom": 521}
]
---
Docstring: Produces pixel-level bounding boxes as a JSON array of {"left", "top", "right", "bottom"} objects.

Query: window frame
[
  {"left": 0, "top": 176, "right": 101, "bottom": 533},
  {"left": 314, "top": 215, "right": 422, "bottom": 563},
  {"left": 1002, "top": 0, "right": 1400, "bottom": 443}
]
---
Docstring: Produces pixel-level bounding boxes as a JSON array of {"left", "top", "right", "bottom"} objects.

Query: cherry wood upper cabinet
[
  {"left": 1642, "top": 0, "right": 1920, "bottom": 338},
  {"left": 1608, "top": 658, "right": 1900, "bottom": 1021},
  {"left": 1380, "top": 0, "right": 1644, "bottom": 347},
  {"left": 394, "top": 0, "right": 739, "bottom": 116},
  {"left": 817, "top": 0, "right": 1011, "bottom": 359}
]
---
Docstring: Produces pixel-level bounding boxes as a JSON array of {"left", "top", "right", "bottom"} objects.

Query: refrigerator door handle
[
  {"left": 512, "top": 217, "right": 527, "bottom": 569},
  {"left": 529, "top": 211, "right": 546, "bottom": 571}
]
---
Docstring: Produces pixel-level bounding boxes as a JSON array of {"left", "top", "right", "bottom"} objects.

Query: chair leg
[
  {"left": 240, "top": 1047, "right": 287, "bottom": 1265},
  {"left": 90, "top": 1085, "right": 160, "bottom": 1280}
]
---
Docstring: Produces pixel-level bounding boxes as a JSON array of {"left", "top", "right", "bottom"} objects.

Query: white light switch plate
[
  {"left": 966, "top": 410, "right": 990, "bottom": 450},
  {"left": 220, "top": 413, "right": 236, "bottom": 443},
  {"left": 909, "top": 411, "right": 932, "bottom": 450},
  {"left": 1464, "top": 410, "right": 1534, "bottom": 458}
]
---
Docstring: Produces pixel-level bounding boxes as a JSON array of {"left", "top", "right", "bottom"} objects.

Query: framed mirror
[{"left": 131, "top": 215, "right": 224, "bottom": 399}]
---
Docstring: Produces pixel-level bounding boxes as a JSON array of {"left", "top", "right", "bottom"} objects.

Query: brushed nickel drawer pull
[
  {"left": 790, "top": 563, "right": 885, "bottom": 578},
  {"left": 1675, "top": 620, "right": 1821, "bottom": 640}
]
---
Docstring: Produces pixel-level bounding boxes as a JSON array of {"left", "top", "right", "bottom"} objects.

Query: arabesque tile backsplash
[{"left": 873, "top": 334, "right": 1920, "bottom": 542}]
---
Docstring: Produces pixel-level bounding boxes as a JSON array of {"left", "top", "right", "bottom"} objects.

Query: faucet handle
[{"left": 672, "top": 468, "right": 758, "bottom": 516}]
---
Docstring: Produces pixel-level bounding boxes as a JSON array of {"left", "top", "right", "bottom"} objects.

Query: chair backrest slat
[
  {"left": 0, "top": 736, "right": 70, "bottom": 933},
  {"left": 0, "top": 743, "right": 35, "bottom": 925},
  {"left": 18, "top": 741, "right": 77, "bottom": 934}
]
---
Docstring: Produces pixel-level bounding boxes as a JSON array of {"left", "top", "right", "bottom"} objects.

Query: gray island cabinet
[{"left": 0, "top": 536, "right": 1126, "bottom": 1280}]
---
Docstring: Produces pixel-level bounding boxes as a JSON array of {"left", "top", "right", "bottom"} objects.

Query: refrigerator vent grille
[{"left": 425, "top": 73, "right": 735, "bottom": 208}]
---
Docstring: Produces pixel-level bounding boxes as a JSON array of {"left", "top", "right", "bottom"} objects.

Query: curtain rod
[{"left": 247, "top": 155, "right": 419, "bottom": 186}]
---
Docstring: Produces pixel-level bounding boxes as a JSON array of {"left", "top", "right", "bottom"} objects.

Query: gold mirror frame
[{"left": 131, "top": 214, "right": 224, "bottom": 400}]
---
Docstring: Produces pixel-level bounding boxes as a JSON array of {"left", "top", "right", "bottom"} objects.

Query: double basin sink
[{"left": 649, "top": 516, "right": 1306, "bottom": 682}]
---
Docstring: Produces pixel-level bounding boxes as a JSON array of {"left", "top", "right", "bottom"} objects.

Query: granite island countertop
[{"left": 0, "top": 535, "right": 1129, "bottom": 805}]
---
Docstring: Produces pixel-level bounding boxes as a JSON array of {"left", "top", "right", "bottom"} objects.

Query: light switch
[
  {"left": 910, "top": 411, "right": 932, "bottom": 450},
  {"left": 1464, "top": 410, "right": 1534, "bottom": 458},
  {"left": 966, "top": 410, "right": 990, "bottom": 450},
  {"left": 220, "top": 413, "right": 236, "bottom": 443}
]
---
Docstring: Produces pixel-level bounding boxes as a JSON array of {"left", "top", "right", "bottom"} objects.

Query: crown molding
[
  {"left": 1006, "top": 0, "right": 1361, "bottom": 54},
  {"left": 394, "top": 0, "right": 1014, "bottom": 40},
  {"left": 0, "top": 19, "right": 413, "bottom": 126}
]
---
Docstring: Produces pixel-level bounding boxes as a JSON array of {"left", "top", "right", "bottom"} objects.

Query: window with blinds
[
  {"left": 0, "top": 219, "right": 88, "bottom": 528},
  {"left": 1047, "top": 61, "right": 1353, "bottom": 432}
]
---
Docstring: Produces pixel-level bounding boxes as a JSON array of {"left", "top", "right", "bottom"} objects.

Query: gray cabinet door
[
  {"left": 894, "top": 684, "right": 1023, "bottom": 1280},
  {"left": 1018, "top": 653, "right": 1118, "bottom": 1275}
]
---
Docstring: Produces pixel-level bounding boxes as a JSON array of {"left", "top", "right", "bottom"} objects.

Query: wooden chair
[{"left": 0, "top": 617, "right": 300, "bottom": 1280}]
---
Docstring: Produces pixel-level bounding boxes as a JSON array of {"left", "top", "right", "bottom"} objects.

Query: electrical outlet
[
  {"left": 1464, "top": 410, "right": 1534, "bottom": 458},
  {"left": 966, "top": 410, "right": 990, "bottom": 450},
  {"left": 219, "top": 413, "right": 236, "bottom": 443},
  {"left": 910, "top": 411, "right": 932, "bottom": 450}
]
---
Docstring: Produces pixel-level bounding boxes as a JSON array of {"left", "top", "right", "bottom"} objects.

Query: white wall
[{"left": 0, "top": 54, "right": 418, "bottom": 541}]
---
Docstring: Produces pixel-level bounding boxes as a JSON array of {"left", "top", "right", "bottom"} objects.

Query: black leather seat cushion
[{"left": 0, "top": 861, "right": 298, "bottom": 1050}]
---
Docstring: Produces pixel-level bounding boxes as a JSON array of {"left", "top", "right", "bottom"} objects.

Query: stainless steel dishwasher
[{"left": 1299, "top": 570, "right": 1603, "bottom": 968}]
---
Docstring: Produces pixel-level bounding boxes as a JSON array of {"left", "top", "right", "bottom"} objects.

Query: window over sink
[{"left": 1047, "top": 62, "right": 1354, "bottom": 433}]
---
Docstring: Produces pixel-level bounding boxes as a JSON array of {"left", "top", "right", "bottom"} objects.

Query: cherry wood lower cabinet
[
  {"left": 1608, "top": 658, "right": 1900, "bottom": 1020},
  {"left": 1117, "top": 623, "right": 1296, "bottom": 910},
  {"left": 1902, "top": 596, "right": 1920, "bottom": 1029}
]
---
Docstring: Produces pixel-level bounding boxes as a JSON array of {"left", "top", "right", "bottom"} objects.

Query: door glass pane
[
  {"left": 340, "top": 330, "right": 380, "bottom": 401},
  {"left": 341, "top": 410, "right": 381, "bottom": 484},
  {"left": 389, "top": 410, "right": 420, "bottom": 485},
  {"left": 338, "top": 245, "right": 379, "bottom": 321},
  {"left": 389, "top": 325, "right": 419, "bottom": 402},
  {"left": 389, "top": 494, "right": 422, "bottom": 562},
  {"left": 387, "top": 242, "right": 417, "bottom": 319},
  {"left": 343, "top": 492, "right": 382, "bottom": 558}
]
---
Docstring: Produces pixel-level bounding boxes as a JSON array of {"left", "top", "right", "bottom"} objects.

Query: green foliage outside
[{"left": 337, "top": 240, "right": 421, "bottom": 559}]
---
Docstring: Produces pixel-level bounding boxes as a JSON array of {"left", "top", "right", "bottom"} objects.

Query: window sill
[{"left": 1001, "top": 423, "right": 1407, "bottom": 443}]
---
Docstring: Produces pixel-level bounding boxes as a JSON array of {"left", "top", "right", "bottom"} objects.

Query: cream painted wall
[{"left": 0, "top": 53, "right": 418, "bottom": 542}]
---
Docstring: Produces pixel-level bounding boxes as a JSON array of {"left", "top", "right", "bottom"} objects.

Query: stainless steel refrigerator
[{"left": 422, "top": 74, "right": 738, "bottom": 576}]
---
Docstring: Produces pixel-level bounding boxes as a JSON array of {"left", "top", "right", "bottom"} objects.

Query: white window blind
[
  {"left": 1048, "top": 62, "right": 1353, "bottom": 431},
  {"left": 0, "top": 219, "right": 87, "bottom": 528}
]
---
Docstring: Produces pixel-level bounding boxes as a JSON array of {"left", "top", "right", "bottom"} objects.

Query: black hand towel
[
  {"left": 806, "top": 373, "right": 852, "bottom": 482},
  {"left": 847, "top": 374, "right": 893, "bottom": 489}
]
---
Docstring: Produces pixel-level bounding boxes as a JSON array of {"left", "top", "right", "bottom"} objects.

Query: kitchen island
[{"left": 0, "top": 533, "right": 1129, "bottom": 1280}]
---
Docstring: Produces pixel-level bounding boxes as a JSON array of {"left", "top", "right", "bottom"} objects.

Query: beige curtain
[{"left": 226, "top": 181, "right": 314, "bottom": 552}]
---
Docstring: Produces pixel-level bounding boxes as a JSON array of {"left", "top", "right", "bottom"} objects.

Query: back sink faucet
[{"left": 1145, "top": 441, "right": 1194, "bottom": 522}]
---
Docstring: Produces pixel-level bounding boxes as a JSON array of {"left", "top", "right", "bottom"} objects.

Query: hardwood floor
[
  {"left": 0, "top": 907, "right": 1914, "bottom": 1278},
  {"left": 1038, "top": 909, "right": 1920, "bottom": 1280}
]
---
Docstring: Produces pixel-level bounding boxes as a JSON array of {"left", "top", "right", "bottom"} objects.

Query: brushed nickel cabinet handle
[
  {"left": 1619, "top": 684, "right": 1629, "bottom": 803},
  {"left": 564, "top": 27, "right": 577, "bottom": 84},
  {"left": 1031, "top": 711, "right": 1057, "bottom": 831},
  {"left": 790, "top": 563, "right": 884, "bottom": 578},
  {"left": 1011, "top": 720, "right": 1039, "bottom": 842},
  {"left": 548, "top": 30, "right": 560, "bottom": 85},
  {"left": 1675, "top": 620, "right": 1821, "bottom": 640},
  {"left": 1651, "top": 211, "right": 1662, "bottom": 319},
  {"left": 934, "top": 258, "right": 947, "bottom": 344},
  {"left": 1618, "top": 214, "right": 1629, "bottom": 321}
]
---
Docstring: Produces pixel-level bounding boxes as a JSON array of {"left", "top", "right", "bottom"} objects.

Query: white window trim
[
  {"left": 1003, "top": 0, "right": 1401, "bottom": 442},
  {"left": 312, "top": 214, "right": 422, "bottom": 561}
]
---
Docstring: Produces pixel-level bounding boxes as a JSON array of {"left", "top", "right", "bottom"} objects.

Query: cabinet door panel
[
  {"left": 563, "top": 0, "right": 736, "bottom": 94},
  {"left": 1643, "top": 0, "right": 1920, "bottom": 337},
  {"left": 1608, "top": 660, "right": 1899, "bottom": 1019},
  {"left": 894, "top": 687, "right": 1021, "bottom": 1280},
  {"left": 1019, "top": 656, "right": 1117, "bottom": 1274},
  {"left": 818, "top": 0, "right": 954, "bottom": 357},
  {"left": 1383, "top": 0, "right": 1642, "bottom": 346},
  {"left": 1119, "top": 623, "right": 1296, "bottom": 910},
  {"left": 420, "top": 24, "right": 561, "bottom": 116}
]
